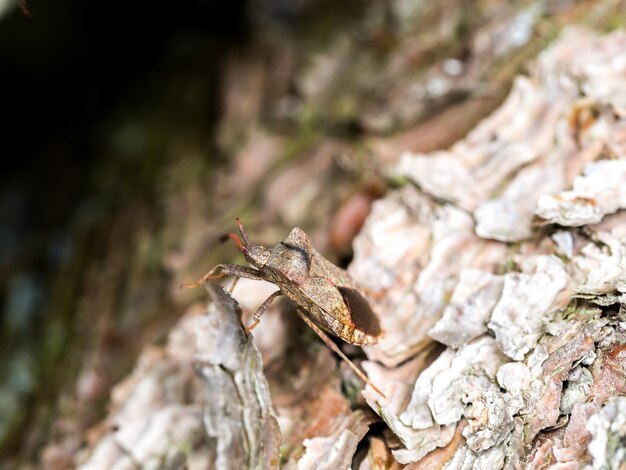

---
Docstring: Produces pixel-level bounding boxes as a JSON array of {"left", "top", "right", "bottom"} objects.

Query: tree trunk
[{"left": 12, "top": 1, "right": 626, "bottom": 469}]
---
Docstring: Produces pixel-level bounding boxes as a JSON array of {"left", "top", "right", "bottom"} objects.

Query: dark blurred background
[
  {"left": 0, "top": 0, "right": 248, "bottom": 264},
  {"left": 2, "top": 0, "right": 383, "bottom": 464},
  {"left": 1, "top": 0, "right": 622, "bottom": 466},
  {"left": 0, "top": 0, "right": 251, "bottom": 462}
]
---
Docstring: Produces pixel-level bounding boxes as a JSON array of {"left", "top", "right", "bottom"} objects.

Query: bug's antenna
[
  {"left": 220, "top": 233, "right": 248, "bottom": 254},
  {"left": 236, "top": 218, "right": 252, "bottom": 247}
]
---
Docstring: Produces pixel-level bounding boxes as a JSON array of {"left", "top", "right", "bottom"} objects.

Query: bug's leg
[
  {"left": 181, "top": 264, "right": 265, "bottom": 289},
  {"left": 245, "top": 290, "right": 282, "bottom": 333},
  {"left": 228, "top": 276, "right": 240, "bottom": 293},
  {"left": 295, "top": 308, "right": 386, "bottom": 399},
  {"left": 111, "top": 437, "right": 141, "bottom": 469}
]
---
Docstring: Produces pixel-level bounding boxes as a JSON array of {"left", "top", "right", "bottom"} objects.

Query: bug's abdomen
[
  {"left": 307, "top": 301, "right": 379, "bottom": 346},
  {"left": 279, "top": 281, "right": 380, "bottom": 346}
]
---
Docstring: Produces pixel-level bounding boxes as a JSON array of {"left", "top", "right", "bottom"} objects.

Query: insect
[{"left": 184, "top": 218, "right": 385, "bottom": 397}]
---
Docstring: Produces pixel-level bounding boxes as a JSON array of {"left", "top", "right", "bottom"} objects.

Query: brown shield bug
[{"left": 184, "top": 218, "right": 385, "bottom": 397}]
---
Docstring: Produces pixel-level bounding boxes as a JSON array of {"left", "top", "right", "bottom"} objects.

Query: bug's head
[{"left": 225, "top": 218, "right": 271, "bottom": 269}]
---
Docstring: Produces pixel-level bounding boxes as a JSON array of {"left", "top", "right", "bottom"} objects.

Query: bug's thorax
[{"left": 261, "top": 228, "right": 313, "bottom": 285}]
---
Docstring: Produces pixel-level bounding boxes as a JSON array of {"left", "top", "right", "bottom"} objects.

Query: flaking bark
[
  {"left": 195, "top": 284, "right": 281, "bottom": 470},
  {"left": 76, "top": 284, "right": 280, "bottom": 469},
  {"left": 40, "top": 12, "right": 626, "bottom": 470},
  {"left": 353, "top": 28, "right": 626, "bottom": 468}
]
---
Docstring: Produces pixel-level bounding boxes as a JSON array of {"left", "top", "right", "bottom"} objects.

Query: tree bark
[{"left": 17, "top": 2, "right": 626, "bottom": 469}]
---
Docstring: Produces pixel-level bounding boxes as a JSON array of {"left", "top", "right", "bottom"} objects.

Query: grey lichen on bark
[
  {"left": 353, "top": 28, "right": 626, "bottom": 468},
  {"left": 586, "top": 396, "right": 626, "bottom": 469},
  {"left": 75, "top": 284, "right": 281, "bottom": 470},
  {"left": 195, "top": 284, "right": 281, "bottom": 470}
]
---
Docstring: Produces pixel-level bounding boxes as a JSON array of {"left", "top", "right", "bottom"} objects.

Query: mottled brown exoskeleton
[{"left": 185, "top": 219, "right": 384, "bottom": 397}]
